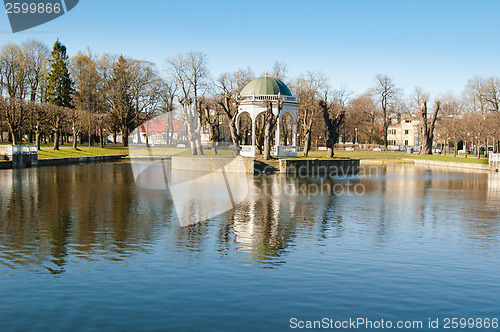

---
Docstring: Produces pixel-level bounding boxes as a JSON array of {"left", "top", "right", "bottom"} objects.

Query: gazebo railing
[
  {"left": 239, "top": 94, "right": 297, "bottom": 103},
  {"left": 240, "top": 145, "right": 256, "bottom": 157},
  {"left": 0, "top": 145, "right": 38, "bottom": 156}
]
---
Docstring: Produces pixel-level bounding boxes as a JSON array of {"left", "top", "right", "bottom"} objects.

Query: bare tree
[
  {"left": 0, "top": 43, "right": 28, "bottom": 144},
  {"left": 347, "top": 92, "right": 378, "bottom": 144},
  {"left": 22, "top": 39, "right": 49, "bottom": 102},
  {"left": 482, "top": 76, "right": 500, "bottom": 112},
  {"left": 102, "top": 55, "right": 134, "bottom": 147},
  {"left": 71, "top": 50, "right": 100, "bottom": 148},
  {"left": 320, "top": 89, "right": 349, "bottom": 157},
  {"left": 486, "top": 112, "right": 500, "bottom": 153},
  {"left": 374, "top": 74, "right": 397, "bottom": 148},
  {"left": 262, "top": 99, "right": 281, "bottom": 160},
  {"left": 201, "top": 97, "right": 219, "bottom": 154},
  {"left": 464, "top": 76, "right": 487, "bottom": 114},
  {"left": 101, "top": 55, "right": 160, "bottom": 147},
  {"left": 418, "top": 99, "right": 440, "bottom": 155},
  {"left": 217, "top": 68, "right": 254, "bottom": 156},
  {"left": 271, "top": 61, "right": 288, "bottom": 82},
  {"left": 295, "top": 72, "right": 328, "bottom": 156},
  {"left": 158, "top": 78, "right": 177, "bottom": 145},
  {"left": 435, "top": 93, "right": 460, "bottom": 155},
  {"left": 167, "top": 52, "right": 209, "bottom": 155}
]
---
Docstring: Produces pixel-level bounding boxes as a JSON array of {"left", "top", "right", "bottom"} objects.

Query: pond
[{"left": 0, "top": 162, "right": 499, "bottom": 331}]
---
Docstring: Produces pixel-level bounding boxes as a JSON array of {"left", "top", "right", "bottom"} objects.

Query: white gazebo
[{"left": 236, "top": 74, "right": 298, "bottom": 157}]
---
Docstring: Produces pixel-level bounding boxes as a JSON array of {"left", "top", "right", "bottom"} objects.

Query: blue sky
[{"left": 1, "top": 0, "right": 499, "bottom": 98}]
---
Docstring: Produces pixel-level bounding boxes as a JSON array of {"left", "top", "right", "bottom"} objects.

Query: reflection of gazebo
[{"left": 236, "top": 74, "right": 298, "bottom": 157}]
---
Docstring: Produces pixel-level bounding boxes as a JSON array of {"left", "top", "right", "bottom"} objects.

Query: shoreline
[
  {"left": 0, "top": 153, "right": 498, "bottom": 172},
  {"left": 360, "top": 158, "right": 498, "bottom": 172}
]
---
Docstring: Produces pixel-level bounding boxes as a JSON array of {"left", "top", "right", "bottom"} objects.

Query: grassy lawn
[
  {"left": 38, "top": 146, "right": 130, "bottom": 159},
  {"left": 3, "top": 142, "right": 492, "bottom": 164},
  {"left": 405, "top": 154, "right": 489, "bottom": 164},
  {"left": 294, "top": 150, "right": 490, "bottom": 164},
  {"left": 37, "top": 146, "right": 236, "bottom": 159}
]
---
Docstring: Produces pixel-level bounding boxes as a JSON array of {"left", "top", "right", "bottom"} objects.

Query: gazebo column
[
  {"left": 292, "top": 121, "right": 297, "bottom": 146},
  {"left": 251, "top": 117, "right": 256, "bottom": 156},
  {"left": 275, "top": 114, "right": 281, "bottom": 151}
]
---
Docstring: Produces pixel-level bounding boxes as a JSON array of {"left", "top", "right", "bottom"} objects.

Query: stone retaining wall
[
  {"left": 0, "top": 155, "right": 127, "bottom": 169},
  {"left": 406, "top": 159, "right": 496, "bottom": 172},
  {"left": 171, "top": 156, "right": 254, "bottom": 173},
  {"left": 280, "top": 159, "right": 360, "bottom": 176}
]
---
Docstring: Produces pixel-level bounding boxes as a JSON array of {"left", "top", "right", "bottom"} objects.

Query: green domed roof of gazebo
[{"left": 240, "top": 76, "right": 293, "bottom": 96}]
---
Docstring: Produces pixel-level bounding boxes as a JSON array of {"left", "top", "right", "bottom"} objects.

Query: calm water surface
[{"left": 0, "top": 162, "right": 499, "bottom": 331}]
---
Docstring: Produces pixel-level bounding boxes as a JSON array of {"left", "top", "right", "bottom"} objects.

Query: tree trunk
[
  {"left": 209, "top": 126, "right": 217, "bottom": 155},
  {"left": 383, "top": 123, "right": 388, "bottom": 149},
  {"left": 219, "top": 96, "right": 241, "bottom": 156},
  {"left": 73, "top": 126, "right": 78, "bottom": 149},
  {"left": 303, "top": 131, "right": 312, "bottom": 157},
  {"left": 263, "top": 122, "right": 273, "bottom": 160},
  {"left": 122, "top": 126, "right": 129, "bottom": 147},
  {"left": 53, "top": 130, "right": 60, "bottom": 150},
  {"left": 263, "top": 100, "right": 278, "bottom": 160},
  {"left": 420, "top": 136, "right": 432, "bottom": 155},
  {"left": 454, "top": 141, "right": 458, "bottom": 157},
  {"left": 99, "top": 127, "right": 104, "bottom": 148},
  {"left": 10, "top": 129, "right": 18, "bottom": 145},
  {"left": 35, "top": 132, "right": 41, "bottom": 150},
  {"left": 228, "top": 118, "right": 241, "bottom": 156},
  {"left": 320, "top": 100, "right": 345, "bottom": 158},
  {"left": 419, "top": 101, "right": 440, "bottom": 155},
  {"left": 477, "top": 138, "right": 481, "bottom": 159},
  {"left": 326, "top": 137, "right": 334, "bottom": 158}
]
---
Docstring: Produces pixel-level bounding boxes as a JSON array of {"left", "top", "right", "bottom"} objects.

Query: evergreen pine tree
[{"left": 46, "top": 39, "right": 73, "bottom": 149}]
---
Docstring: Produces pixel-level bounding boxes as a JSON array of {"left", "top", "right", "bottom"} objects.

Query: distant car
[{"left": 432, "top": 148, "right": 442, "bottom": 154}]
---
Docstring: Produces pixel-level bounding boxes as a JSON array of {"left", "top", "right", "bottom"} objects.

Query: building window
[
  {"left": 405, "top": 120, "right": 411, "bottom": 123},
  {"left": 389, "top": 129, "right": 397, "bottom": 135},
  {"left": 404, "top": 130, "right": 409, "bottom": 135},
  {"left": 405, "top": 140, "right": 409, "bottom": 146}
]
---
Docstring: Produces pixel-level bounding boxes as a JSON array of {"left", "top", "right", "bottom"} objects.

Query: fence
[
  {"left": 0, "top": 145, "right": 38, "bottom": 167},
  {"left": 489, "top": 153, "right": 500, "bottom": 164}
]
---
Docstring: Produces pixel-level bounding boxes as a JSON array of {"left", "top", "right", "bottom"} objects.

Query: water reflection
[
  {"left": 0, "top": 163, "right": 499, "bottom": 274},
  {"left": 0, "top": 164, "right": 174, "bottom": 274}
]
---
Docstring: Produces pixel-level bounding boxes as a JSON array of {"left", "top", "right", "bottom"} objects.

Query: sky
[{"left": 1, "top": 0, "right": 500, "bottom": 99}]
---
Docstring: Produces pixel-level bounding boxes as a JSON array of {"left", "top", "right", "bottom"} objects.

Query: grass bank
[
  {"left": 38, "top": 146, "right": 129, "bottom": 159},
  {"left": 37, "top": 146, "right": 236, "bottom": 159},
  {"left": 6, "top": 144, "right": 492, "bottom": 165},
  {"left": 298, "top": 150, "right": 490, "bottom": 164}
]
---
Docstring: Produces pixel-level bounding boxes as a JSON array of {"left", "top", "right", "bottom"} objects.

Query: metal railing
[
  {"left": 240, "top": 145, "right": 256, "bottom": 157},
  {"left": 489, "top": 153, "right": 500, "bottom": 163},
  {"left": 239, "top": 94, "right": 297, "bottom": 103},
  {"left": 0, "top": 145, "right": 38, "bottom": 156}
]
